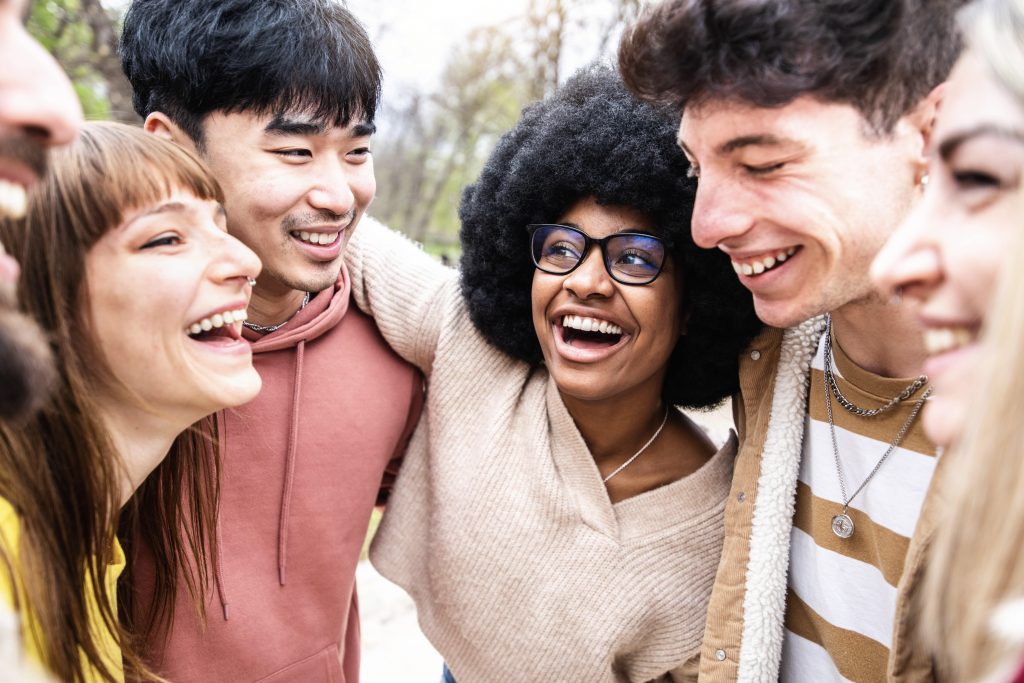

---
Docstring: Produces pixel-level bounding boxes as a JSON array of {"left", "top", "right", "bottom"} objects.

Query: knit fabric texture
[{"left": 349, "top": 218, "right": 734, "bottom": 683}]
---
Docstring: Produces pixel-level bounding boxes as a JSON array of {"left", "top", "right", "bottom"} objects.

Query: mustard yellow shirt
[{"left": 0, "top": 497, "right": 125, "bottom": 682}]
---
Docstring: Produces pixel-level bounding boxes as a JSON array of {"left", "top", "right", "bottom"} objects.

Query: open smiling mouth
[
  {"left": 731, "top": 246, "right": 800, "bottom": 277},
  {"left": 560, "top": 315, "right": 625, "bottom": 349},
  {"left": 186, "top": 308, "right": 248, "bottom": 344}
]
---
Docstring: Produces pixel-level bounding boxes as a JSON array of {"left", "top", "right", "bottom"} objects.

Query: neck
[
  {"left": 830, "top": 296, "right": 927, "bottom": 379},
  {"left": 560, "top": 385, "right": 665, "bottom": 465},
  {"left": 248, "top": 278, "right": 308, "bottom": 328},
  {"left": 99, "top": 403, "right": 182, "bottom": 507}
]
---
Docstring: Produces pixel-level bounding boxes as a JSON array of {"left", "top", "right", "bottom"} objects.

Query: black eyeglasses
[{"left": 527, "top": 223, "right": 670, "bottom": 285}]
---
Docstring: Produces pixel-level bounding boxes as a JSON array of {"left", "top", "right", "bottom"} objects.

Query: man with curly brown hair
[{"left": 620, "top": 1, "right": 966, "bottom": 680}]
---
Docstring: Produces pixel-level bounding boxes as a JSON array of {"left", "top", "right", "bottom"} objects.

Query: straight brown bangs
[{"left": 47, "top": 122, "right": 223, "bottom": 251}]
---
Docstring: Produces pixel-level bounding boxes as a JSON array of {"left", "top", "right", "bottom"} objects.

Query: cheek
[{"left": 353, "top": 162, "right": 376, "bottom": 208}]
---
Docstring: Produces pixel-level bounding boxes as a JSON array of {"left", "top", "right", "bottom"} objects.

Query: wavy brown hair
[{"left": 0, "top": 122, "right": 223, "bottom": 682}]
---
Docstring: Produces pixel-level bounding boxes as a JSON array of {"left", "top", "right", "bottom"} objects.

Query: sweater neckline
[{"left": 545, "top": 379, "right": 736, "bottom": 544}]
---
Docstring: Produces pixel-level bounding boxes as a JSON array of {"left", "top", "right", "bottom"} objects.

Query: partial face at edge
[
  {"left": 679, "top": 95, "right": 924, "bottom": 327},
  {"left": 193, "top": 109, "right": 376, "bottom": 297},
  {"left": 531, "top": 197, "right": 683, "bottom": 405},
  {"left": 0, "top": 0, "right": 83, "bottom": 418},
  {"left": 85, "top": 190, "right": 263, "bottom": 428},
  {"left": 871, "top": 52, "right": 1024, "bottom": 447}
]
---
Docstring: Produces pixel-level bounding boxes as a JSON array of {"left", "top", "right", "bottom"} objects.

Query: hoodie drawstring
[
  {"left": 214, "top": 416, "right": 230, "bottom": 620},
  {"left": 278, "top": 339, "right": 305, "bottom": 586}
]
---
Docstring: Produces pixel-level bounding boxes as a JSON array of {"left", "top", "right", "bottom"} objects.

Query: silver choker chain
[
  {"left": 823, "top": 316, "right": 931, "bottom": 539},
  {"left": 242, "top": 291, "right": 311, "bottom": 335},
  {"left": 823, "top": 316, "right": 928, "bottom": 417},
  {"left": 602, "top": 408, "right": 670, "bottom": 484}
]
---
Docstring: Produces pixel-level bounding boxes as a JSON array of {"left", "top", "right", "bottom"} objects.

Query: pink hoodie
[{"left": 131, "top": 264, "right": 422, "bottom": 682}]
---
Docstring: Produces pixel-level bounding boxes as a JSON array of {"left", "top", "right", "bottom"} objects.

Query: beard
[{"left": 0, "top": 285, "right": 55, "bottom": 421}]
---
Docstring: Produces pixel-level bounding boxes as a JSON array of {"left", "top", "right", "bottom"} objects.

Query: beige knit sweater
[{"left": 348, "top": 218, "right": 734, "bottom": 683}]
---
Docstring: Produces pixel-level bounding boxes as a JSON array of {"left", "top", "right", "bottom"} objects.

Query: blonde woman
[{"left": 871, "top": 0, "right": 1024, "bottom": 678}]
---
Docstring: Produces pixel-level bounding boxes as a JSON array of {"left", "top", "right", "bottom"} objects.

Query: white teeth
[
  {"left": 187, "top": 308, "right": 248, "bottom": 336},
  {"left": 561, "top": 315, "right": 623, "bottom": 336},
  {"left": 293, "top": 231, "right": 340, "bottom": 246},
  {"left": 732, "top": 247, "right": 799, "bottom": 278},
  {"left": 923, "top": 326, "right": 975, "bottom": 355},
  {"left": 0, "top": 179, "right": 29, "bottom": 220}
]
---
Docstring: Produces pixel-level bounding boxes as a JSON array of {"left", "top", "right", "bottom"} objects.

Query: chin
[{"left": 921, "top": 396, "right": 965, "bottom": 449}]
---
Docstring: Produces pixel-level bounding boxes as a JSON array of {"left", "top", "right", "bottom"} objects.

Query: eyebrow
[
  {"left": 937, "top": 124, "right": 1024, "bottom": 161},
  {"left": 264, "top": 115, "right": 376, "bottom": 139},
  {"left": 121, "top": 201, "right": 190, "bottom": 230},
  {"left": 265, "top": 116, "right": 326, "bottom": 137},
  {"left": 679, "top": 133, "right": 804, "bottom": 159}
]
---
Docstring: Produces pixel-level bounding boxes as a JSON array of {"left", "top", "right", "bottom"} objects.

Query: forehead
[
  {"left": 558, "top": 198, "right": 654, "bottom": 238},
  {"left": 678, "top": 96, "right": 870, "bottom": 157},
  {"left": 934, "top": 52, "right": 1024, "bottom": 143}
]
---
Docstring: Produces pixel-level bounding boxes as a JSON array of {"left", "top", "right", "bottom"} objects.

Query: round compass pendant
[{"left": 831, "top": 513, "right": 855, "bottom": 539}]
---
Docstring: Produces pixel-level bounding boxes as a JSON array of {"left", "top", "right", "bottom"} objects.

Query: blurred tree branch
[{"left": 29, "top": 0, "right": 137, "bottom": 122}]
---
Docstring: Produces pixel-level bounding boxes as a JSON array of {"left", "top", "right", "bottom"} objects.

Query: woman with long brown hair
[{"left": 0, "top": 121, "right": 262, "bottom": 682}]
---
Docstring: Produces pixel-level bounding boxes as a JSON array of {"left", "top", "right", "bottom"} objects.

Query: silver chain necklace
[
  {"left": 602, "top": 408, "right": 670, "bottom": 484},
  {"left": 824, "top": 316, "right": 928, "bottom": 417},
  {"left": 242, "top": 291, "right": 311, "bottom": 335},
  {"left": 823, "top": 318, "right": 931, "bottom": 539}
]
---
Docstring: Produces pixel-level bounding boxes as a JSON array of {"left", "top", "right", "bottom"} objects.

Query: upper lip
[
  {"left": 291, "top": 224, "right": 349, "bottom": 234},
  {"left": 916, "top": 314, "right": 981, "bottom": 331},
  {"left": 550, "top": 305, "right": 633, "bottom": 335},
  {"left": 0, "top": 159, "right": 40, "bottom": 189},
  {"left": 723, "top": 245, "right": 800, "bottom": 261}
]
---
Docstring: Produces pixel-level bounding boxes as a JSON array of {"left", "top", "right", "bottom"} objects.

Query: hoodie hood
[{"left": 243, "top": 262, "right": 352, "bottom": 353}]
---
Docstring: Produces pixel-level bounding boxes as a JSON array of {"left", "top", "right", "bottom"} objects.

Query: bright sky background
[{"left": 346, "top": 0, "right": 534, "bottom": 93}]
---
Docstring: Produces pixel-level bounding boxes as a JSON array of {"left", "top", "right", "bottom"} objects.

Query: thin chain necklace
[
  {"left": 823, "top": 317, "right": 931, "bottom": 538},
  {"left": 602, "top": 408, "right": 670, "bottom": 484},
  {"left": 242, "top": 291, "right": 311, "bottom": 335},
  {"left": 823, "top": 315, "right": 927, "bottom": 416}
]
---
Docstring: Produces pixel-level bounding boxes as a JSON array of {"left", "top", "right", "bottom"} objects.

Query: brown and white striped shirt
[{"left": 780, "top": 332, "right": 936, "bottom": 682}]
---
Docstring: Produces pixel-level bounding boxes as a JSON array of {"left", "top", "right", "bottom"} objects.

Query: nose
[
  {"left": 562, "top": 245, "right": 615, "bottom": 300},
  {"left": 690, "top": 173, "right": 755, "bottom": 250},
  {"left": 210, "top": 228, "right": 263, "bottom": 289},
  {"left": 307, "top": 158, "right": 360, "bottom": 217},
  {"left": 870, "top": 192, "right": 942, "bottom": 302},
  {"left": 0, "top": 22, "right": 83, "bottom": 147}
]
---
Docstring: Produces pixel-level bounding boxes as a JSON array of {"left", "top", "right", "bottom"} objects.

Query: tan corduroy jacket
[{"left": 697, "top": 319, "right": 956, "bottom": 682}]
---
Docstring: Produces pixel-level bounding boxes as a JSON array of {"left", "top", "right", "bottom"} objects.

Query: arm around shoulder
[{"left": 346, "top": 216, "right": 458, "bottom": 372}]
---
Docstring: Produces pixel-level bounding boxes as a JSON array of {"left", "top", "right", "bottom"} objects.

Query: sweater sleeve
[{"left": 345, "top": 216, "right": 457, "bottom": 373}]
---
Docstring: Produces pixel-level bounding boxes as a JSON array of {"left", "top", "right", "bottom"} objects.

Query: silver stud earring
[{"left": 920, "top": 173, "right": 930, "bottom": 187}]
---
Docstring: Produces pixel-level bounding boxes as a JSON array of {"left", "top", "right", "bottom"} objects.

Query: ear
[
  {"left": 144, "top": 112, "right": 198, "bottom": 154},
  {"left": 904, "top": 82, "right": 947, "bottom": 177}
]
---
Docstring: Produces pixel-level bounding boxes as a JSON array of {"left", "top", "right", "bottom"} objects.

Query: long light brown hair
[
  {"left": 0, "top": 122, "right": 224, "bottom": 682},
  {"left": 921, "top": 1, "right": 1024, "bottom": 679}
]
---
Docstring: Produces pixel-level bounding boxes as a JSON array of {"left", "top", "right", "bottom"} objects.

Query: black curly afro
[{"left": 458, "top": 65, "right": 762, "bottom": 409}]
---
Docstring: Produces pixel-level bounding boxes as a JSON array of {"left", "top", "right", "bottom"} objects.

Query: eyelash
[
  {"left": 141, "top": 234, "right": 182, "bottom": 249},
  {"left": 951, "top": 169, "right": 1002, "bottom": 190},
  {"left": 274, "top": 149, "right": 312, "bottom": 159},
  {"left": 744, "top": 162, "right": 786, "bottom": 175}
]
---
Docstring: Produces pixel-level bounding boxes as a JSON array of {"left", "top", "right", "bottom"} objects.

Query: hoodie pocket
[{"left": 254, "top": 642, "right": 343, "bottom": 683}]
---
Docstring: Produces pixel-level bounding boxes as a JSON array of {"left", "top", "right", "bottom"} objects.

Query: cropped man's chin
[{"left": 0, "top": 309, "right": 56, "bottom": 422}]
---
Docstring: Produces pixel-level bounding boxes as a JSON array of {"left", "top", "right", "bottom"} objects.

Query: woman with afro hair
[{"left": 345, "top": 65, "right": 761, "bottom": 682}]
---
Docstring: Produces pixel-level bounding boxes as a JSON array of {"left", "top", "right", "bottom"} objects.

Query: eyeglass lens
[{"left": 529, "top": 224, "right": 665, "bottom": 284}]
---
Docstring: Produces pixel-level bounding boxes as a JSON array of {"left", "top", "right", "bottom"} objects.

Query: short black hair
[
  {"left": 458, "top": 65, "right": 762, "bottom": 409},
  {"left": 619, "top": 0, "right": 967, "bottom": 134},
  {"left": 120, "top": 0, "right": 381, "bottom": 145}
]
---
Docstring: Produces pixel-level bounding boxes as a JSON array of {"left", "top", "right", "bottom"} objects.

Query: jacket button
[
  {"left": 749, "top": 350, "right": 761, "bottom": 361},
  {"left": 737, "top": 492, "right": 745, "bottom": 503},
  {"left": 715, "top": 649, "right": 727, "bottom": 661}
]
